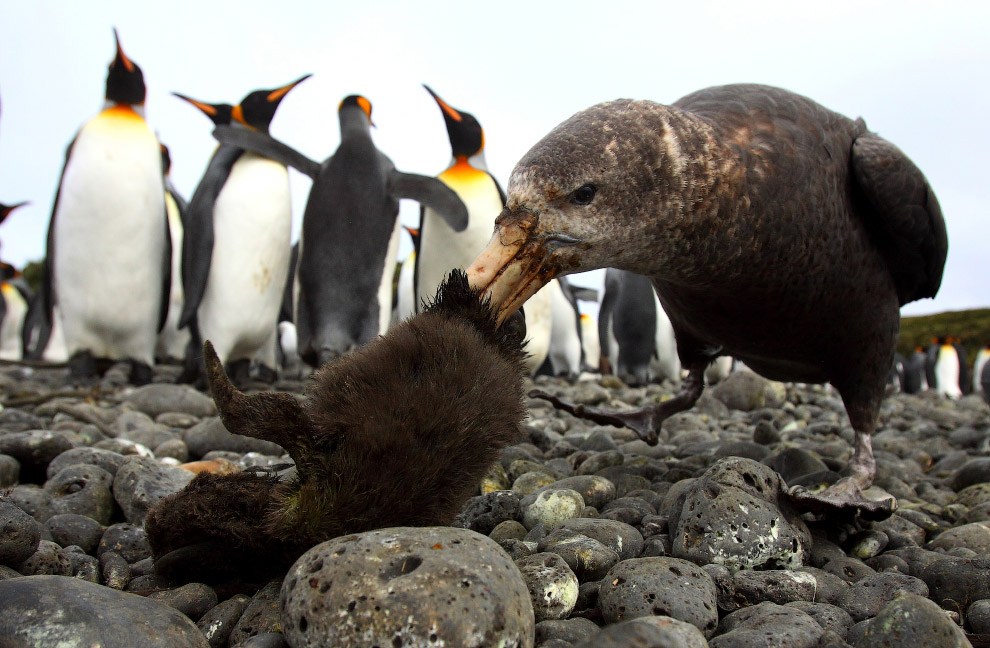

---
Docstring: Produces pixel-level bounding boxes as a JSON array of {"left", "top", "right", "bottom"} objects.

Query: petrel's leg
[
  {"left": 530, "top": 362, "right": 706, "bottom": 445},
  {"left": 786, "top": 382, "right": 895, "bottom": 521}
]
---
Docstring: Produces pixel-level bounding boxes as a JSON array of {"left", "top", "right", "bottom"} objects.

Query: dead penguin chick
[
  {"left": 146, "top": 270, "right": 527, "bottom": 583},
  {"left": 465, "top": 84, "right": 947, "bottom": 521}
]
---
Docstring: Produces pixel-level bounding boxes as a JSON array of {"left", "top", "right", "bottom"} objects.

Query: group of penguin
[
  {"left": 891, "top": 338, "right": 990, "bottom": 403},
  {"left": 0, "top": 30, "right": 687, "bottom": 388}
]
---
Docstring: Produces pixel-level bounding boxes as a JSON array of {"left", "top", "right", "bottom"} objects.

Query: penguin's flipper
[
  {"left": 211, "top": 125, "right": 320, "bottom": 180},
  {"left": 571, "top": 287, "right": 600, "bottom": 303},
  {"left": 178, "top": 145, "right": 243, "bottom": 330},
  {"left": 158, "top": 205, "right": 172, "bottom": 333},
  {"left": 386, "top": 170, "right": 468, "bottom": 233},
  {"left": 851, "top": 131, "right": 948, "bottom": 306},
  {"left": 41, "top": 136, "right": 78, "bottom": 328}
]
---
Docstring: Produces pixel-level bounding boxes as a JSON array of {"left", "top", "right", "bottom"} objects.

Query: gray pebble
[
  {"left": 967, "top": 599, "right": 990, "bottom": 634},
  {"left": 785, "top": 601, "right": 855, "bottom": 637},
  {"left": 535, "top": 617, "right": 600, "bottom": 645},
  {"left": 838, "top": 571, "right": 929, "bottom": 622},
  {"left": 0, "top": 498, "right": 42, "bottom": 565},
  {"left": 714, "top": 569, "right": 820, "bottom": 611},
  {"left": 197, "top": 594, "right": 251, "bottom": 648},
  {"left": 920, "top": 555, "right": 990, "bottom": 612},
  {"left": 100, "top": 550, "right": 131, "bottom": 590},
  {"left": 516, "top": 552, "right": 579, "bottom": 621},
  {"left": 552, "top": 475, "right": 617, "bottom": 509},
  {"left": 822, "top": 556, "right": 877, "bottom": 583},
  {"left": 232, "top": 632, "right": 287, "bottom": 648},
  {"left": 44, "top": 464, "right": 115, "bottom": 524},
  {"left": 0, "top": 453, "right": 19, "bottom": 486},
  {"left": 183, "top": 417, "right": 283, "bottom": 460},
  {"left": 575, "top": 616, "right": 709, "bottom": 648},
  {"left": 539, "top": 528, "right": 620, "bottom": 582},
  {"left": 927, "top": 521, "right": 990, "bottom": 554},
  {"left": 280, "top": 527, "right": 534, "bottom": 648},
  {"left": 599, "top": 557, "right": 718, "bottom": 637},
  {"left": 229, "top": 580, "right": 282, "bottom": 646},
  {"left": 98, "top": 522, "right": 152, "bottom": 563},
  {"left": 512, "top": 470, "right": 558, "bottom": 496},
  {"left": 711, "top": 371, "right": 772, "bottom": 411},
  {"left": 0, "top": 574, "right": 209, "bottom": 647},
  {"left": 112, "top": 455, "right": 194, "bottom": 525},
  {"left": 490, "top": 519, "right": 528, "bottom": 542},
  {"left": 950, "top": 457, "right": 990, "bottom": 491},
  {"left": 670, "top": 457, "right": 811, "bottom": 570},
  {"left": 0, "top": 429, "right": 74, "bottom": 481},
  {"left": 557, "top": 518, "right": 644, "bottom": 561},
  {"left": 453, "top": 490, "right": 522, "bottom": 535},
  {"left": 45, "top": 513, "right": 104, "bottom": 554},
  {"left": 521, "top": 487, "right": 585, "bottom": 530},
  {"left": 124, "top": 383, "right": 217, "bottom": 418},
  {"left": 855, "top": 592, "right": 970, "bottom": 647},
  {"left": 154, "top": 438, "right": 190, "bottom": 462},
  {"left": 147, "top": 582, "right": 218, "bottom": 621},
  {"left": 46, "top": 446, "right": 127, "bottom": 479},
  {"left": 711, "top": 601, "right": 823, "bottom": 648},
  {"left": 16, "top": 539, "right": 72, "bottom": 576}
]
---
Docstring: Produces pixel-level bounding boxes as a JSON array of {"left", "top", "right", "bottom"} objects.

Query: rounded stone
[
  {"left": 45, "top": 513, "right": 105, "bottom": 554},
  {"left": 837, "top": 571, "right": 930, "bottom": 622},
  {"left": 670, "top": 457, "right": 810, "bottom": 570},
  {"left": 44, "top": 464, "right": 115, "bottom": 524},
  {"left": 280, "top": 527, "right": 534, "bottom": 648},
  {"left": 124, "top": 383, "right": 218, "bottom": 418},
  {"left": 112, "top": 456, "right": 195, "bottom": 525},
  {"left": 535, "top": 618, "right": 600, "bottom": 646},
  {"left": 183, "top": 417, "right": 283, "bottom": 460},
  {"left": 0, "top": 430, "right": 74, "bottom": 480},
  {"left": 950, "top": 458, "right": 990, "bottom": 491},
  {"left": 539, "top": 528, "right": 621, "bottom": 582},
  {"left": 711, "top": 601, "right": 823, "bottom": 648},
  {"left": 551, "top": 475, "right": 617, "bottom": 509},
  {"left": 0, "top": 454, "right": 20, "bottom": 486},
  {"left": 927, "top": 522, "right": 990, "bottom": 554},
  {"left": 575, "top": 616, "right": 709, "bottom": 648},
  {"left": 0, "top": 575, "right": 209, "bottom": 647},
  {"left": 856, "top": 592, "right": 970, "bottom": 647},
  {"left": 147, "top": 582, "right": 219, "bottom": 621},
  {"left": 452, "top": 490, "right": 522, "bottom": 535},
  {"left": 98, "top": 523, "right": 152, "bottom": 564},
  {"left": 515, "top": 552, "right": 579, "bottom": 621},
  {"left": 920, "top": 555, "right": 990, "bottom": 612},
  {"left": 46, "top": 447, "right": 127, "bottom": 480},
  {"left": 229, "top": 580, "right": 282, "bottom": 646},
  {"left": 0, "top": 498, "right": 43, "bottom": 565},
  {"left": 16, "top": 539, "right": 72, "bottom": 576},
  {"left": 196, "top": 594, "right": 251, "bottom": 648},
  {"left": 967, "top": 599, "right": 990, "bottom": 635},
  {"left": 557, "top": 517, "right": 644, "bottom": 561},
  {"left": 599, "top": 557, "right": 718, "bottom": 637},
  {"left": 520, "top": 488, "right": 585, "bottom": 530},
  {"left": 512, "top": 471, "right": 558, "bottom": 497}
]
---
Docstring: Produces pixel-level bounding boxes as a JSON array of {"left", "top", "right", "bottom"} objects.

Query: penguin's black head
[
  {"left": 0, "top": 201, "right": 28, "bottom": 226},
  {"left": 424, "top": 85, "right": 484, "bottom": 159},
  {"left": 172, "top": 93, "right": 233, "bottom": 127},
  {"left": 234, "top": 74, "right": 311, "bottom": 132},
  {"left": 0, "top": 261, "right": 18, "bottom": 281},
  {"left": 339, "top": 95, "right": 374, "bottom": 126},
  {"left": 106, "top": 29, "right": 146, "bottom": 106}
]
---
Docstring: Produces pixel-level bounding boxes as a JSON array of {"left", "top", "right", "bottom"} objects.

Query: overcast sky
[{"left": 1, "top": 1, "right": 986, "bottom": 317}]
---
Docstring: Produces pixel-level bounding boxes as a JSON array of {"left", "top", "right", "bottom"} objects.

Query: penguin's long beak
[
  {"left": 112, "top": 28, "right": 134, "bottom": 73},
  {"left": 267, "top": 74, "right": 312, "bottom": 104},
  {"left": 465, "top": 207, "right": 558, "bottom": 325},
  {"left": 423, "top": 84, "right": 463, "bottom": 122},
  {"left": 0, "top": 201, "right": 29, "bottom": 224},
  {"left": 173, "top": 93, "right": 219, "bottom": 117}
]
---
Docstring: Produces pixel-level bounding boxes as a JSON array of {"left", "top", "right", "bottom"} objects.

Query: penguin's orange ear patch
[{"left": 358, "top": 97, "right": 373, "bottom": 121}]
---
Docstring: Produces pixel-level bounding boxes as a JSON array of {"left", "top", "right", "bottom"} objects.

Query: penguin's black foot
[
  {"left": 130, "top": 361, "right": 154, "bottom": 386},
  {"left": 227, "top": 359, "right": 252, "bottom": 390},
  {"left": 67, "top": 351, "right": 99, "bottom": 385},
  {"left": 787, "top": 479, "right": 896, "bottom": 523},
  {"left": 254, "top": 364, "right": 278, "bottom": 385}
]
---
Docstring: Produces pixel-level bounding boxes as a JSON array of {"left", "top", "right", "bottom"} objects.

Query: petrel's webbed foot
[
  {"left": 786, "top": 429, "right": 895, "bottom": 522},
  {"left": 530, "top": 365, "right": 705, "bottom": 445}
]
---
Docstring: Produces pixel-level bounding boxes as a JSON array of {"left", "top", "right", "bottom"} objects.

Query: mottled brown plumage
[
  {"left": 146, "top": 270, "right": 527, "bottom": 583},
  {"left": 466, "top": 84, "right": 946, "bottom": 518}
]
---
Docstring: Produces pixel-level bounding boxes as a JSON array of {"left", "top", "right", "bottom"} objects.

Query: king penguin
[
  {"left": 155, "top": 143, "right": 190, "bottom": 363},
  {"left": 174, "top": 75, "right": 309, "bottom": 386},
  {"left": 393, "top": 226, "right": 419, "bottom": 324},
  {"left": 214, "top": 94, "right": 468, "bottom": 366},
  {"left": 44, "top": 30, "right": 169, "bottom": 384},
  {"left": 418, "top": 85, "right": 552, "bottom": 373},
  {"left": 974, "top": 344, "right": 990, "bottom": 397},
  {"left": 0, "top": 265, "right": 30, "bottom": 361},
  {"left": 933, "top": 338, "right": 962, "bottom": 399}
]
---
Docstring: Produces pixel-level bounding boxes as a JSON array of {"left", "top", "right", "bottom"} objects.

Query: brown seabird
[{"left": 466, "top": 83, "right": 947, "bottom": 518}]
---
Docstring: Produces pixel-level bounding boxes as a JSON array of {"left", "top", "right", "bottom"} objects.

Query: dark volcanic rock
[
  {"left": 44, "top": 464, "right": 115, "bottom": 524},
  {"left": 0, "top": 575, "right": 208, "bottom": 647},
  {"left": 854, "top": 592, "right": 970, "bottom": 647},
  {"left": 280, "top": 527, "right": 534, "bottom": 648},
  {"left": 710, "top": 601, "right": 824, "bottom": 648},
  {"left": 0, "top": 498, "right": 43, "bottom": 565}
]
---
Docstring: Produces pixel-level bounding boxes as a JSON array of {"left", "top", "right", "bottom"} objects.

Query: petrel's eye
[{"left": 571, "top": 184, "right": 597, "bottom": 205}]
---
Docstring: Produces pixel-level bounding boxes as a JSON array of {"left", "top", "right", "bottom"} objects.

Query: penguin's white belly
[
  {"left": 417, "top": 171, "right": 502, "bottom": 310},
  {"left": 0, "top": 285, "right": 27, "bottom": 360},
  {"left": 53, "top": 114, "right": 165, "bottom": 363},
  {"left": 651, "top": 296, "right": 681, "bottom": 383},
  {"left": 198, "top": 155, "right": 291, "bottom": 364},
  {"left": 973, "top": 350, "right": 989, "bottom": 394},
  {"left": 394, "top": 250, "right": 416, "bottom": 325},
  {"left": 376, "top": 219, "right": 402, "bottom": 336},
  {"left": 934, "top": 346, "right": 961, "bottom": 399},
  {"left": 580, "top": 315, "right": 600, "bottom": 371},
  {"left": 547, "top": 280, "right": 581, "bottom": 377},
  {"left": 523, "top": 282, "right": 552, "bottom": 375},
  {"left": 157, "top": 193, "right": 189, "bottom": 361}
]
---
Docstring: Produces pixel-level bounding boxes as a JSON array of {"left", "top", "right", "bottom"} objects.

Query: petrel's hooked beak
[{"left": 465, "top": 207, "right": 559, "bottom": 325}]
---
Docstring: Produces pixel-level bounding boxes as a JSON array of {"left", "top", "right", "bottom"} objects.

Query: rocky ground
[{"left": 0, "top": 360, "right": 988, "bottom": 648}]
